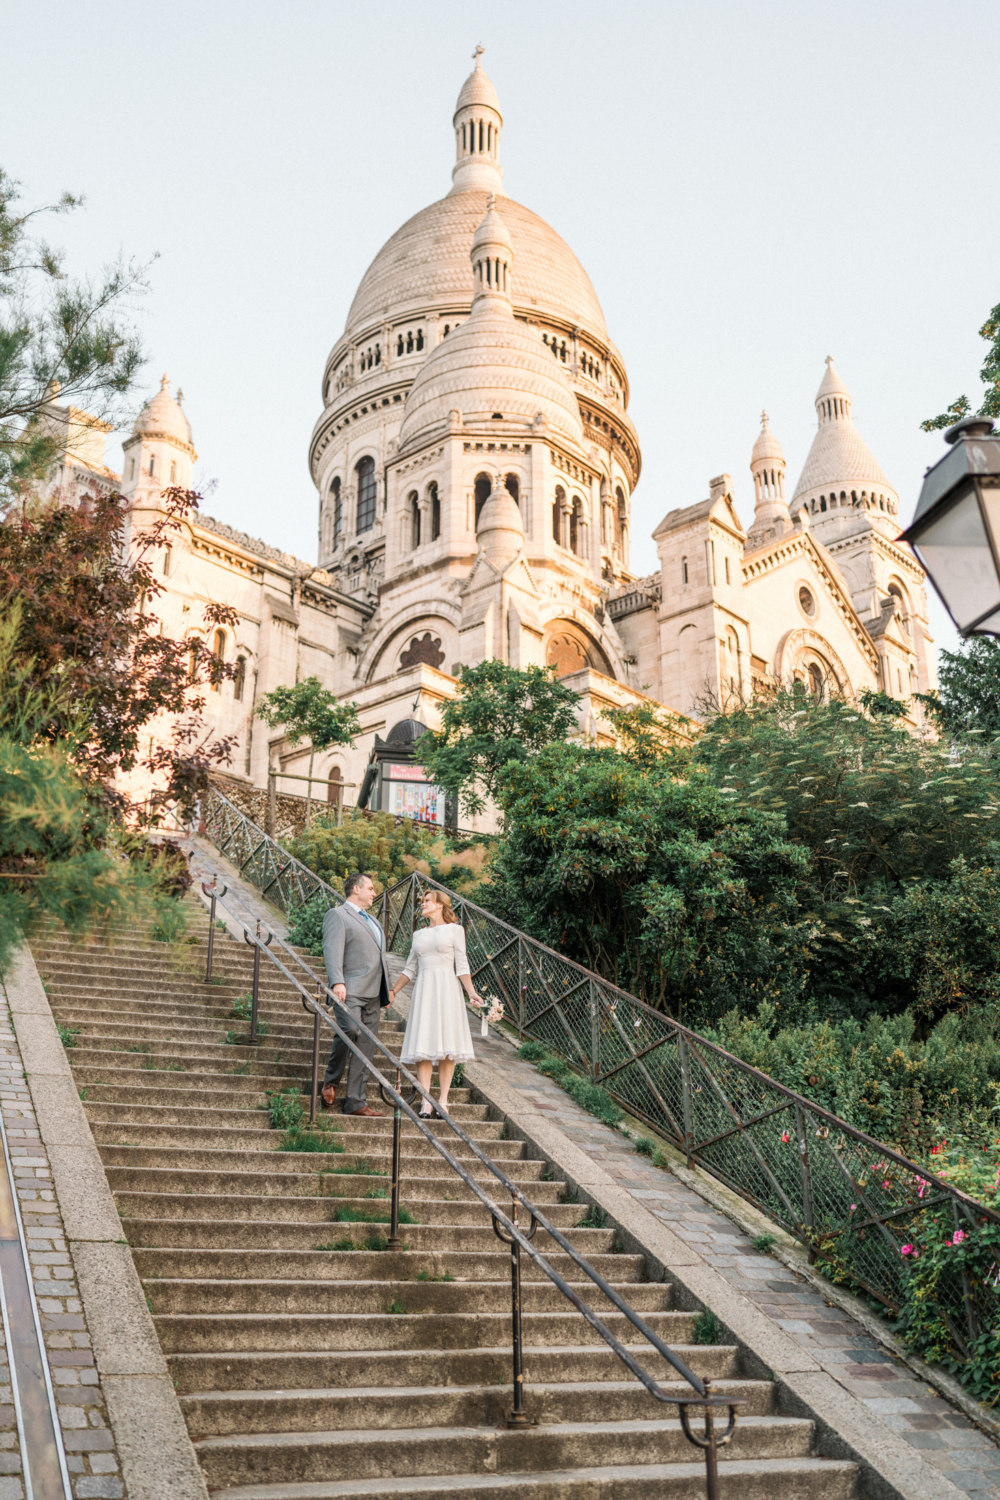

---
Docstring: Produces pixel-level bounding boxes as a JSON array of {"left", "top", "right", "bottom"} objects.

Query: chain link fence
[{"left": 201, "top": 783, "right": 1000, "bottom": 1391}]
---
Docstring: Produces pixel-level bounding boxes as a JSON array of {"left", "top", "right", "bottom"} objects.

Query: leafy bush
[
  {"left": 287, "top": 896, "right": 328, "bottom": 956},
  {"left": 290, "top": 810, "right": 434, "bottom": 899}
]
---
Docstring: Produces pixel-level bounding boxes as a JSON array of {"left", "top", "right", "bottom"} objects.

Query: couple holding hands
[{"left": 319, "top": 872, "right": 484, "bottom": 1119}]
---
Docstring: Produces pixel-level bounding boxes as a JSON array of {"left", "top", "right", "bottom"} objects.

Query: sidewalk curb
[{"left": 7, "top": 942, "right": 210, "bottom": 1500}]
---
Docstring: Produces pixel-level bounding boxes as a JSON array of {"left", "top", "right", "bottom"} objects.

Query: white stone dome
[
  {"left": 791, "top": 358, "right": 893, "bottom": 501},
  {"left": 477, "top": 477, "right": 524, "bottom": 570},
  {"left": 751, "top": 410, "right": 784, "bottom": 464},
  {"left": 399, "top": 300, "right": 584, "bottom": 450},
  {"left": 344, "top": 191, "right": 608, "bottom": 343},
  {"left": 455, "top": 52, "right": 501, "bottom": 116},
  {"left": 132, "top": 374, "right": 194, "bottom": 448}
]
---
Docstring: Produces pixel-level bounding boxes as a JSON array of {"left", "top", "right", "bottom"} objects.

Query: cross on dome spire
[{"left": 450, "top": 49, "right": 504, "bottom": 197}]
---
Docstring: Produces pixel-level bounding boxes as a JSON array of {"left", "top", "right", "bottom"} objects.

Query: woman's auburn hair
[{"left": 426, "top": 889, "right": 460, "bottom": 924}]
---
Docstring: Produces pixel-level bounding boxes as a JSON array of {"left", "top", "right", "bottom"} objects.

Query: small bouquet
[{"left": 471, "top": 993, "right": 504, "bottom": 1036}]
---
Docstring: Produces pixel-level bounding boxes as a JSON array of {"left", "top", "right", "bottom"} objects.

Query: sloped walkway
[{"left": 472, "top": 1027, "right": 1000, "bottom": 1500}]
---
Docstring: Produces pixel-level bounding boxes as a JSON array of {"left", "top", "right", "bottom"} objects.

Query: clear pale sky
[{"left": 5, "top": 0, "right": 996, "bottom": 658}]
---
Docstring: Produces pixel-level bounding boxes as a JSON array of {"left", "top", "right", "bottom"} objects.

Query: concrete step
[
  {"left": 106, "top": 1168, "right": 562, "bottom": 1203},
  {"left": 181, "top": 1377, "right": 773, "bottom": 1436},
  {"left": 154, "top": 1309, "right": 701, "bottom": 1356},
  {"left": 203, "top": 1456, "right": 859, "bottom": 1500},
  {"left": 132, "top": 1248, "right": 646, "bottom": 1286},
  {"left": 145, "top": 1276, "right": 672, "bottom": 1318},
  {"left": 113, "top": 1190, "right": 584, "bottom": 1229},
  {"left": 192, "top": 1416, "right": 818, "bottom": 1489},
  {"left": 167, "top": 1343, "right": 741, "bottom": 1395},
  {"left": 123, "top": 1219, "right": 618, "bottom": 1255}
]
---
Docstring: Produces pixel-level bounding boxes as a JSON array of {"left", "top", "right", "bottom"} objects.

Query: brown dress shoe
[
  {"left": 320, "top": 1084, "right": 337, "bottom": 1109},
  {"left": 345, "top": 1104, "right": 384, "bottom": 1117}
]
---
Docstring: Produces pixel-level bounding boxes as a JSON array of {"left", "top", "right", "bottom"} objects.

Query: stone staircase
[{"left": 30, "top": 901, "right": 860, "bottom": 1498}]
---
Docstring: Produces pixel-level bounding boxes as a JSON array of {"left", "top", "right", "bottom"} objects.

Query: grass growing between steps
[
  {"left": 316, "top": 1233, "right": 405, "bottom": 1252},
  {"left": 691, "top": 1306, "right": 723, "bottom": 1345},
  {"left": 330, "top": 1203, "right": 418, "bottom": 1226},
  {"left": 517, "top": 1040, "right": 624, "bottom": 1129},
  {"left": 319, "top": 1157, "right": 384, "bottom": 1180},
  {"left": 57, "top": 1022, "right": 81, "bottom": 1048},
  {"left": 265, "top": 1087, "right": 345, "bottom": 1154}
]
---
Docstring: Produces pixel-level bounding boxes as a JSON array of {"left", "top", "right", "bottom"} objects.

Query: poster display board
[{"left": 384, "top": 763, "right": 446, "bottom": 825}]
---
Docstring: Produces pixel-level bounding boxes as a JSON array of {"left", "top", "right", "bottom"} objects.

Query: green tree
[
  {"left": 0, "top": 607, "right": 177, "bottom": 975},
  {"left": 917, "top": 637, "right": 1000, "bottom": 739},
  {"left": 485, "top": 739, "right": 809, "bottom": 1022},
  {"left": 417, "top": 661, "right": 581, "bottom": 818},
  {"left": 0, "top": 166, "right": 150, "bottom": 501},
  {"left": 920, "top": 299, "right": 1000, "bottom": 431},
  {"left": 256, "top": 678, "right": 360, "bottom": 822},
  {"left": 0, "top": 487, "right": 238, "bottom": 817}
]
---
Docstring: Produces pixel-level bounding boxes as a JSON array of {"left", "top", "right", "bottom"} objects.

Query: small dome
[
  {"left": 455, "top": 48, "right": 501, "bottom": 117},
  {"left": 472, "top": 195, "right": 513, "bottom": 259},
  {"left": 385, "top": 718, "right": 429, "bottom": 746},
  {"left": 751, "top": 410, "right": 784, "bottom": 464},
  {"left": 132, "top": 374, "right": 194, "bottom": 447},
  {"left": 477, "top": 478, "right": 524, "bottom": 571}
]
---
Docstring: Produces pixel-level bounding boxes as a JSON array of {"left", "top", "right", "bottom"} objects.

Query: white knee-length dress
[{"left": 399, "top": 923, "right": 475, "bottom": 1065}]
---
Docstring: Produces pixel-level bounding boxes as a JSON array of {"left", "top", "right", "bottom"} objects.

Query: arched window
[
  {"left": 330, "top": 477, "right": 343, "bottom": 542},
  {"left": 169, "top": 461, "right": 177, "bottom": 484},
  {"left": 162, "top": 544, "right": 172, "bottom": 577},
  {"left": 233, "top": 656, "right": 246, "bottom": 702},
  {"left": 356, "top": 457, "right": 377, "bottom": 533},
  {"left": 210, "top": 629, "right": 226, "bottom": 689},
  {"left": 553, "top": 485, "right": 566, "bottom": 545},
  {"left": 187, "top": 642, "right": 198, "bottom": 684},
  {"left": 681, "top": 556, "right": 688, "bottom": 585},
  {"left": 327, "top": 766, "right": 342, "bottom": 806},
  {"left": 614, "top": 487, "right": 626, "bottom": 551},
  {"left": 429, "top": 483, "right": 441, "bottom": 541},
  {"left": 888, "top": 583, "right": 911, "bottom": 637},
  {"left": 570, "top": 496, "right": 584, "bottom": 556},
  {"left": 149, "top": 454, "right": 156, "bottom": 477},
  {"left": 406, "top": 331, "right": 414, "bottom": 353},
  {"left": 416, "top": 330, "right": 424, "bottom": 351},
  {"left": 819, "top": 496, "right": 827, "bottom": 512},
  {"left": 504, "top": 473, "right": 519, "bottom": 504},
  {"left": 409, "top": 490, "right": 420, "bottom": 549},
  {"left": 474, "top": 472, "right": 492, "bottom": 527},
  {"left": 808, "top": 663, "right": 824, "bottom": 700}
]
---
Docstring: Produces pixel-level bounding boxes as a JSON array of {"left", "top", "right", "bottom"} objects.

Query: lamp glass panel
[{"left": 911, "top": 486, "right": 1000, "bottom": 631}]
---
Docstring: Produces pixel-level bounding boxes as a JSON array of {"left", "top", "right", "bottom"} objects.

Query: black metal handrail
[
  {"left": 194, "top": 857, "right": 742, "bottom": 1496},
  {"left": 199, "top": 782, "right": 1000, "bottom": 1386}
]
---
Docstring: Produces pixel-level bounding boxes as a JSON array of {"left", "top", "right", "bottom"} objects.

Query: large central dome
[{"left": 345, "top": 190, "right": 608, "bottom": 342}]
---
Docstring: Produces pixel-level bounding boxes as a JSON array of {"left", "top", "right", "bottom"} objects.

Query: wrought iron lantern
[{"left": 900, "top": 416, "right": 1000, "bottom": 635}]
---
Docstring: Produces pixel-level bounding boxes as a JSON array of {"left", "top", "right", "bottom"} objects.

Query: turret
[
  {"left": 749, "top": 410, "right": 790, "bottom": 538},
  {"left": 450, "top": 45, "right": 504, "bottom": 196}
]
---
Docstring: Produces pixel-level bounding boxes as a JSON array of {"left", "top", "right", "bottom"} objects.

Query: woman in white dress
[{"left": 390, "top": 891, "right": 483, "bottom": 1118}]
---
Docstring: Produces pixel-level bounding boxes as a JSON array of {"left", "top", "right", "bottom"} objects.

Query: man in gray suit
[{"left": 321, "top": 871, "right": 393, "bottom": 1116}]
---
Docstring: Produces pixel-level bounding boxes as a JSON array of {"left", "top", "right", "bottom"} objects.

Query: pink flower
[
  {"left": 780, "top": 1132, "right": 790, "bottom": 1144},
  {"left": 901, "top": 1244, "right": 914, "bottom": 1257},
  {"left": 953, "top": 1230, "right": 966, "bottom": 1245},
  {"left": 882, "top": 1180, "right": 891, "bottom": 1190},
  {"left": 850, "top": 1204, "right": 856, "bottom": 1212},
  {"left": 930, "top": 1146, "right": 941, "bottom": 1156}
]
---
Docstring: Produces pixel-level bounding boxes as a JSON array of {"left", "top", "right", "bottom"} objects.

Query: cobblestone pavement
[
  {"left": 0, "top": 985, "right": 125, "bottom": 1499},
  {"left": 474, "top": 1027, "right": 1000, "bottom": 1500}
]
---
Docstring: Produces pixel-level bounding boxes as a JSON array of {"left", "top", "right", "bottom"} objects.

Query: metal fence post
[
  {"left": 679, "top": 1036, "right": 694, "bottom": 1166},
  {"left": 518, "top": 941, "right": 526, "bottom": 1040},
  {"left": 250, "top": 921, "right": 262, "bottom": 1042},
  {"left": 795, "top": 1105, "right": 816, "bottom": 1260},
  {"left": 201, "top": 881, "right": 226, "bottom": 983},
  {"left": 268, "top": 768, "right": 276, "bottom": 837},
  {"left": 387, "top": 1067, "right": 404, "bottom": 1251},
  {"left": 589, "top": 980, "right": 600, "bottom": 1084}
]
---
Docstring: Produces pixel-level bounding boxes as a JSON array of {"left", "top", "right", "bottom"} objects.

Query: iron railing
[
  {"left": 195, "top": 857, "right": 742, "bottom": 1496},
  {"left": 199, "top": 783, "right": 1000, "bottom": 1390}
]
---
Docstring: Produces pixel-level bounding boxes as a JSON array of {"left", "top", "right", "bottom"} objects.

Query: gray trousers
[{"left": 325, "top": 993, "right": 381, "bottom": 1112}]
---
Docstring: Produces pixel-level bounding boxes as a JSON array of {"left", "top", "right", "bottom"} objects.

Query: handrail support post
[
  {"left": 250, "top": 920, "right": 262, "bottom": 1043},
  {"left": 505, "top": 1195, "right": 533, "bottom": 1429},
  {"left": 386, "top": 1067, "right": 404, "bottom": 1251},
  {"left": 679, "top": 1036, "right": 695, "bottom": 1166},
  {"left": 310, "top": 984, "right": 322, "bottom": 1126}
]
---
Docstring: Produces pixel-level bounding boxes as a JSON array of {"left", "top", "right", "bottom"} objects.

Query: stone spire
[
  {"left": 470, "top": 194, "right": 514, "bottom": 310},
  {"left": 450, "top": 45, "right": 504, "bottom": 196},
  {"left": 790, "top": 356, "right": 896, "bottom": 516},
  {"left": 749, "top": 410, "right": 790, "bottom": 533}
]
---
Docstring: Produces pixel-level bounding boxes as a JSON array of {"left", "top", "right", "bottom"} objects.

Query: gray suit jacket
[{"left": 322, "top": 903, "right": 392, "bottom": 1006}]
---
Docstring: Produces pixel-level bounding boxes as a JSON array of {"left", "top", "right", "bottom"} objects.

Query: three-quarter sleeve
[
  {"left": 452, "top": 924, "right": 471, "bottom": 978},
  {"left": 401, "top": 938, "right": 419, "bottom": 983}
]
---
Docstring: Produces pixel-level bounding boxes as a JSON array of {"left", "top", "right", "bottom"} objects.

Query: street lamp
[{"left": 900, "top": 416, "right": 1000, "bottom": 636}]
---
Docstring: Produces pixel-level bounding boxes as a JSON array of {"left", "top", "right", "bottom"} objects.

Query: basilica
[{"left": 44, "top": 49, "right": 936, "bottom": 824}]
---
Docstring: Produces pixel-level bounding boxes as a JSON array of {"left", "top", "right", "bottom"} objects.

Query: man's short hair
[{"left": 343, "top": 871, "right": 371, "bottom": 899}]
